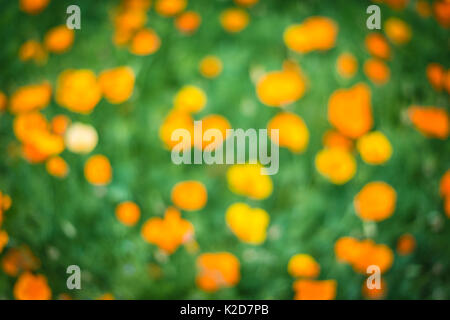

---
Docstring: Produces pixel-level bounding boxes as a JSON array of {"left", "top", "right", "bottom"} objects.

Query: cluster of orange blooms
[{"left": 287, "top": 254, "right": 336, "bottom": 300}]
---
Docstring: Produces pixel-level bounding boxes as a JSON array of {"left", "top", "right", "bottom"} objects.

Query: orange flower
[
  {"left": 227, "top": 163, "right": 273, "bottom": 199},
  {"left": 115, "top": 201, "right": 141, "bottom": 226},
  {"left": 362, "top": 278, "right": 387, "bottom": 300},
  {"left": 256, "top": 66, "right": 306, "bottom": 107},
  {"left": 196, "top": 252, "right": 240, "bottom": 292},
  {"left": 328, "top": 83, "right": 373, "bottom": 139},
  {"left": 155, "top": 0, "right": 187, "bottom": 17},
  {"left": 384, "top": 0, "right": 409, "bottom": 11},
  {"left": 416, "top": 0, "right": 432, "bottom": 18},
  {"left": 99, "top": 66, "right": 135, "bottom": 104},
  {"left": 426, "top": 63, "right": 445, "bottom": 91},
  {"left": 56, "top": 69, "right": 102, "bottom": 114},
  {"left": 234, "top": 0, "right": 259, "bottom": 7},
  {"left": 10, "top": 82, "right": 52, "bottom": 114},
  {"left": 174, "top": 85, "right": 207, "bottom": 113},
  {"left": 0, "top": 230, "right": 8, "bottom": 253},
  {"left": 408, "top": 106, "right": 449, "bottom": 139},
  {"left": 141, "top": 207, "right": 194, "bottom": 253},
  {"left": 335, "top": 237, "right": 394, "bottom": 274},
  {"left": 433, "top": 0, "right": 450, "bottom": 28},
  {"left": 365, "top": 33, "right": 390, "bottom": 60},
  {"left": 19, "top": 40, "right": 47, "bottom": 64},
  {"left": 130, "top": 28, "right": 161, "bottom": 55},
  {"left": 0, "top": 91, "right": 7, "bottom": 111},
  {"left": 171, "top": 181, "right": 207, "bottom": 211},
  {"left": 19, "top": 0, "right": 50, "bottom": 15},
  {"left": 199, "top": 55, "right": 223, "bottom": 78},
  {"left": 322, "top": 130, "right": 353, "bottom": 151},
  {"left": 122, "top": 0, "right": 152, "bottom": 11},
  {"left": 396, "top": 233, "right": 416, "bottom": 255},
  {"left": 51, "top": 114, "right": 70, "bottom": 135},
  {"left": 97, "top": 293, "right": 115, "bottom": 300},
  {"left": 1, "top": 246, "right": 40, "bottom": 276},
  {"left": 225, "top": 203, "right": 270, "bottom": 244},
  {"left": 440, "top": 170, "right": 450, "bottom": 198},
  {"left": 364, "top": 58, "right": 390, "bottom": 85},
  {"left": 175, "top": 11, "right": 201, "bottom": 34},
  {"left": 267, "top": 112, "right": 309, "bottom": 153},
  {"left": 14, "top": 272, "right": 51, "bottom": 300},
  {"left": 293, "top": 280, "right": 337, "bottom": 300},
  {"left": 46, "top": 156, "right": 69, "bottom": 178},
  {"left": 315, "top": 147, "right": 356, "bottom": 185},
  {"left": 445, "top": 69, "right": 450, "bottom": 94},
  {"left": 159, "top": 110, "right": 194, "bottom": 150},
  {"left": 220, "top": 8, "right": 249, "bottom": 33},
  {"left": 356, "top": 131, "right": 393, "bottom": 165},
  {"left": 384, "top": 18, "right": 411, "bottom": 45},
  {"left": 336, "top": 52, "right": 358, "bottom": 79},
  {"left": 284, "top": 17, "right": 338, "bottom": 53},
  {"left": 13, "top": 111, "right": 48, "bottom": 143},
  {"left": 44, "top": 25, "right": 74, "bottom": 53},
  {"left": 288, "top": 254, "right": 320, "bottom": 278},
  {"left": 196, "top": 114, "right": 231, "bottom": 150},
  {"left": 84, "top": 155, "right": 112, "bottom": 186},
  {"left": 22, "top": 129, "right": 65, "bottom": 162},
  {"left": 354, "top": 181, "right": 396, "bottom": 222},
  {"left": 114, "top": 9, "right": 147, "bottom": 34}
]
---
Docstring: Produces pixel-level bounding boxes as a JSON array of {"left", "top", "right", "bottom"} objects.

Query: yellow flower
[
  {"left": 196, "top": 114, "right": 231, "bottom": 150},
  {"left": 356, "top": 131, "right": 393, "bottom": 165},
  {"left": 199, "top": 55, "right": 223, "bottom": 78},
  {"left": 10, "top": 82, "right": 52, "bottom": 114},
  {"left": 155, "top": 0, "right": 187, "bottom": 17},
  {"left": 99, "top": 66, "right": 135, "bottom": 104},
  {"left": 225, "top": 202, "right": 270, "bottom": 244},
  {"left": 256, "top": 66, "right": 306, "bottom": 107},
  {"left": 227, "top": 163, "right": 273, "bottom": 200},
  {"left": 44, "top": 25, "right": 74, "bottom": 53},
  {"left": 220, "top": 8, "right": 249, "bottom": 33},
  {"left": 159, "top": 110, "right": 194, "bottom": 150},
  {"left": 174, "top": 85, "right": 207, "bottom": 113},
  {"left": 315, "top": 147, "right": 356, "bottom": 184},
  {"left": 84, "top": 155, "right": 112, "bottom": 186},
  {"left": 56, "top": 69, "right": 102, "bottom": 114},
  {"left": 171, "top": 181, "right": 208, "bottom": 211},
  {"left": 384, "top": 18, "right": 411, "bottom": 45},
  {"left": 288, "top": 254, "right": 320, "bottom": 278},
  {"left": 267, "top": 112, "right": 309, "bottom": 153}
]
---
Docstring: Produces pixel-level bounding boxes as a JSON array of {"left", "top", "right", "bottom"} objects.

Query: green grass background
[{"left": 0, "top": 0, "right": 449, "bottom": 299}]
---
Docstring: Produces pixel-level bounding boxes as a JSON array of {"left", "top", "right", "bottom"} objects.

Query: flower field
[{"left": 0, "top": 0, "right": 449, "bottom": 300}]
